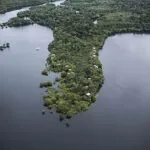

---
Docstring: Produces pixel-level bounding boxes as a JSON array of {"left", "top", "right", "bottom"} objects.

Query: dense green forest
[{"left": 1, "top": 0, "right": 150, "bottom": 119}]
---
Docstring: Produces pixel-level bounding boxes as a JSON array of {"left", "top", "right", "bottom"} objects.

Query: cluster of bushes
[
  {"left": 0, "top": 43, "right": 10, "bottom": 51},
  {"left": 0, "top": 23, "right": 8, "bottom": 29},
  {"left": 0, "top": 0, "right": 49, "bottom": 14},
  {"left": 40, "top": 81, "right": 52, "bottom": 88},
  {"left": 6, "top": 17, "right": 34, "bottom": 27}
]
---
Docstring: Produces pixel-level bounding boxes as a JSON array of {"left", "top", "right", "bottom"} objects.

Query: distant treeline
[
  {"left": 0, "top": 0, "right": 52, "bottom": 13},
  {"left": 0, "top": 43, "right": 10, "bottom": 51}
]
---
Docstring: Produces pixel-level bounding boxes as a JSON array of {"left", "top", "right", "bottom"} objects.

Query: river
[
  {"left": 0, "top": 0, "right": 66, "bottom": 23},
  {"left": 0, "top": 1, "right": 150, "bottom": 150}
]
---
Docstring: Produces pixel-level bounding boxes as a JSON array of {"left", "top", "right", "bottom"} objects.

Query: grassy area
[{"left": 4, "top": 0, "right": 150, "bottom": 118}]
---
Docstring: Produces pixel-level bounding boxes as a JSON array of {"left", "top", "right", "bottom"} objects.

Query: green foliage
[
  {"left": 55, "top": 77, "right": 61, "bottom": 82},
  {"left": 40, "top": 81, "right": 52, "bottom": 88},
  {"left": 7, "top": 17, "right": 33, "bottom": 27},
  {"left": 0, "top": 0, "right": 49, "bottom": 13},
  {"left": 41, "top": 69, "right": 48, "bottom": 76},
  {"left": 0, "top": 43, "right": 10, "bottom": 51}
]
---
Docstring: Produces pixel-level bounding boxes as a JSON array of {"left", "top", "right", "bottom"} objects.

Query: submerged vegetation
[
  {"left": 0, "top": 23, "right": 8, "bottom": 29},
  {"left": 2, "top": 0, "right": 150, "bottom": 118},
  {"left": 40, "top": 81, "right": 52, "bottom": 88},
  {"left": 0, "top": 43, "right": 10, "bottom": 51}
]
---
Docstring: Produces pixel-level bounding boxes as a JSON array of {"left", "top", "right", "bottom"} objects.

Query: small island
[
  {"left": 0, "top": 23, "right": 8, "bottom": 29},
  {"left": 0, "top": 43, "right": 10, "bottom": 51}
]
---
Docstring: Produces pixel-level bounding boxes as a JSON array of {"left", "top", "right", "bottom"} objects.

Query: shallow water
[{"left": 1, "top": 2, "right": 150, "bottom": 150}]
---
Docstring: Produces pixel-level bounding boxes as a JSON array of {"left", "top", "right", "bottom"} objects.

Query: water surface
[{"left": 1, "top": 3, "right": 150, "bottom": 150}]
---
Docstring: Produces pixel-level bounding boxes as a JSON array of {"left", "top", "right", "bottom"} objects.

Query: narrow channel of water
[
  {"left": 1, "top": 1, "right": 150, "bottom": 150},
  {"left": 0, "top": 7, "right": 29, "bottom": 23},
  {"left": 0, "top": 0, "right": 66, "bottom": 23}
]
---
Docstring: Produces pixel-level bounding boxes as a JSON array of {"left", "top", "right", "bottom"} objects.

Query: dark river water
[{"left": 1, "top": 3, "right": 150, "bottom": 150}]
